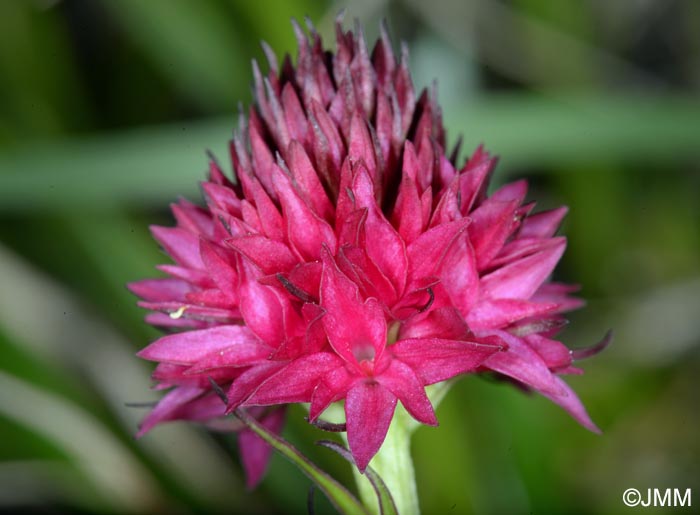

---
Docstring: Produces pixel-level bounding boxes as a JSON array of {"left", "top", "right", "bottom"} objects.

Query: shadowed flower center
[
  {"left": 353, "top": 343, "right": 376, "bottom": 363},
  {"left": 353, "top": 343, "right": 377, "bottom": 375}
]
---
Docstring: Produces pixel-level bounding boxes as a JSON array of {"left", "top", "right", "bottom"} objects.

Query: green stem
[{"left": 342, "top": 381, "right": 455, "bottom": 515}]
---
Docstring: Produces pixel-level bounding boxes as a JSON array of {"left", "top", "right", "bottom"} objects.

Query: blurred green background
[{"left": 1, "top": 0, "right": 699, "bottom": 513}]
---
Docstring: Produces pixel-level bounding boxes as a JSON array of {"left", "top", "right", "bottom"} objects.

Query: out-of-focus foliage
[{"left": 0, "top": 0, "right": 698, "bottom": 513}]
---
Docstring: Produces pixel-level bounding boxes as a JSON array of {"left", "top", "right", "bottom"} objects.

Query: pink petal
[
  {"left": 282, "top": 83, "right": 308, "bottom": 147},
  {"left": 390, "top": 281, "right": 440, "bottom": 320},
  {"left": 524, "top": 334, "right": 572, "bottom": 370},
  {"left": 518, "top": 206, "right": 568, "bottom": 239},
  {"left": 540, "top": 376, "right": 601, "bottom": 433},
  {"left": 301, "top": 303, "right": 328, "bottom": 354},
  {"left": 328, "top": 72, "right": 356, "bottom": 138},
  {"left": 345, "top": 381, "right": 397, "bottom": 471},
  {"left": 397, "top": 307, "right": 469, "bottom": 340},
  {"left": 413, "top": 118, "right": 435, "bottom": 191},
  {"left": 437, "top": 154, "right": 457, "bottom": 190},
  {"left": 491, "top": 179, "right": 528, "bottom": 203},
  {"left": 350, "top": 35, "right": 375, "bottom": 117},
  {"left": 239, "top": 408, "right": 287, "bottom": 489},
  {"left": 420, "top": 184, "right": 433, "bottom": 225},
  {"left": 199, "top": 240, "right": 238, "bottom": 299},
  {"left": 248, "top": 122, "right": 278, "bottom": 199},
  {"left": 337, "top": 245, "right": 398, "bottom": 307},
  {"left": 377, "top": 360, "right": 437, "bottom": 425},
  {"left": 458, "top": 151, "right": 495, "bottom": 213},
  {"left": 156, "top": 264, "right": 214, "bottom": 289},
  {"left": 128, "top": 278, "right": 192, "bottom": 302},
  {"left": 227, "top": 361, "right": 287, "bottom": 409},
  {"left": 137, "top": 325, "right": 261, "bottom": 365},
  {"left": 430, "top": 177, "right": 461, "bottom": 226},
  {"left": 226, "top": 235, "right": 298, "bottom": 274},
  {"left": 466, "top": 298, "right": 558, "bottom": 330},
  {"left": 350, "top": 167, "right": 408, "bottom": 294},
  {"left": 207, "top": 158, "right": 235, "bottom": 188},
  {"left": 392, "top": 142, "right": 424, "bottom": 243},
  {"left": 152, "top": 362, "right": 235, "bottom": 390},
  {"left": 188, "top": 340, "right": 272, "bottom": 374},
  {"left": 287, "top": 140, "right": 334, "bottom": 221},
  {"left": 150, "top": 226, "right": 203, "bottom": 270},
  {"left": 237, "top": 259, "right": 285, "bottom": 346},
  {"left": 287, "top": 262, "right": 322, "bottom": 300},
  {"left": 556, "top": 366, "right": 584, "bottom": 375},
  {"left": 406, "top": 219, "right": 470, "bottom": 282},
  {"left": 490, "top": 237, "right": 564, "bottom": 270},
  {"left": 171, "top": 199, "right": 215, "bottom": 237},
  {"left": 391, "top": 337, "right": 502, "bottom": 385},
  {"left": 309, "top": 99, "right": 344, "bottom": 192},
  {"left": 273, "top": 166, "right": 337, "bottom": 261},
  {"left": 244, "top": 352, "right": 344, "bottom": 405},
  {"left": 372, "top": 22, "right": 396, "bottom": 89},
  {"left": 238, "top": 173, "right": 284, "bottom": 241},
  {"left": 480, "top": 241, "right": 566, "bottom": 300},
  {"left": 532, "top": 282, "right": 585, "bottom": 312},
  {"left": 348, "top": 114, "right": 378, "bottom": 183},
  {"left": 309, "top": 366, "right": 355, "bottom": 420},
  {"left": 468, "top": 199, "right": 521, "bottom": 270},
  {"left": 240, "top": 200, "right": 263, "bottom": 233},
  {"left": 137, "top": 386, "right": 206, "bottom": 437},
  {"left": 320, "top": 250, "right": 387, "bottom": 367},
  {"left": 185, "top": 288, "right": 235, "bottom": 308},
  {"left": 437, "top": 227, "right": 479, "bottom": 317},
  {"left": 481, "top": 330, "right": 565, "bottom": 396},
  {"left": 334, "top": 159, "right": 357, "bottom": 233},
  {"left": 336, "top": 205, "right": 366, "bottom": 246},
  {"left": 201, "top": 182, "right": 242, "bottom": 216},
  {"left": 394, "top": 51, "right": 416, "bottom": 138},
  {"left": 374, "top": 93, "right": 392, "bottom": 172},
  {"left": 259, "top": 74, "right": 290, "bottom": 153}
]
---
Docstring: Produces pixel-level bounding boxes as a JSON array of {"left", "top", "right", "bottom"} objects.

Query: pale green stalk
[{"left": 340, "top": 381, "right": 455, "bottom": 515}]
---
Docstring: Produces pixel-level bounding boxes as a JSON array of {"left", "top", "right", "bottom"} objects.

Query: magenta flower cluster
[{"left": 130, "top": 20, "right": 599, "bottom": 486}]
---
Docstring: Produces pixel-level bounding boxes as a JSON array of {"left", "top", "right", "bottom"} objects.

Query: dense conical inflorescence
[{"left": 130, "top": 18, "right": 602, "bottom": 483}]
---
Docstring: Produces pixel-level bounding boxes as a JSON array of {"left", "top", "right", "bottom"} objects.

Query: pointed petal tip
[
  {"left": 541, "top": 376, "right": 602, "bottom": 434},
  {"left": 355, "top": 456, "right": 370, "bottom": 474},
  {"left": 290, "top": 17, "right": 307, "bottom": 44},
  {"left": 423, "top": 414, "right": 439, "bottom": 427},
  {"left": 303, "top": 15, "right": 317, "bottom": 35},
  {"left": 576, "top": 409, "right": 603, "bottom": 435},
  {"left": 379, "top": 17, "right": 391, "bottom": 37}
]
